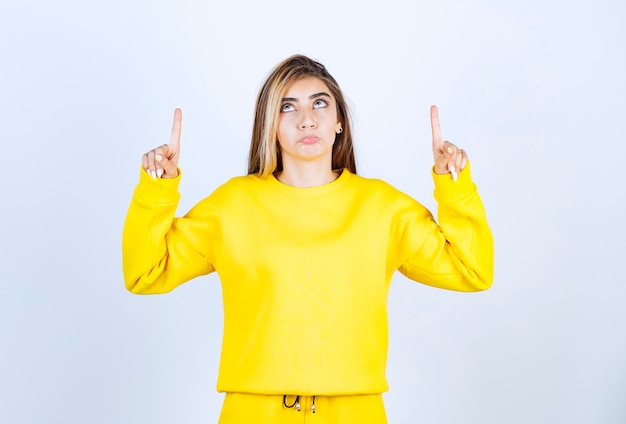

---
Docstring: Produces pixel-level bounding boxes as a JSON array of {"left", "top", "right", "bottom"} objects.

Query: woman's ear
[{"left": 336, "top": 122, "right": 343, "bottom": 134}]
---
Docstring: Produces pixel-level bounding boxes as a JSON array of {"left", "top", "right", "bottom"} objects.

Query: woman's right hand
[{"left": 142, "top": 107, "right": 182, "bottom": 179}]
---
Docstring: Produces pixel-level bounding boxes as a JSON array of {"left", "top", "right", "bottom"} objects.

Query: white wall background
[{"left": 1, "top": 0, "right": 625, "bottom": 423}]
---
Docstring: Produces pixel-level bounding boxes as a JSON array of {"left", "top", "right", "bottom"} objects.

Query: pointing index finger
[
  {"left": 169, "top": 107, "right": 182, "bottom": 153},
  {"left": 430, "top": 105, "right": 443, "bottom": 151}
]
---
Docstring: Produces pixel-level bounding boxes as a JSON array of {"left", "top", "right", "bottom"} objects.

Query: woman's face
[{"left": 276, "top": 76, "right": 342, "bottom": 170}]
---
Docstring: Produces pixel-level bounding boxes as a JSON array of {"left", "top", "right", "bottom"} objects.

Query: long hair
[{"left": 247, "top": 54, "right": 356, "bottom": 176}]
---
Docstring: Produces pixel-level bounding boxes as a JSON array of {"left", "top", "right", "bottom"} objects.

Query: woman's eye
[
  {"left": 313, "top": 99, "right": 328, "bottom": 108},
  {"left": 281, "top": 104, "right": 295, "bottom": 112}
]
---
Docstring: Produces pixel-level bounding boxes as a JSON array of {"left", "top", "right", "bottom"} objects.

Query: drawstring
[
  {"left": 283, "top": 395, "right": 301, "bottom": 411},
  {"left": 282, "top": 395, "right": 316, "bottom": 413}
]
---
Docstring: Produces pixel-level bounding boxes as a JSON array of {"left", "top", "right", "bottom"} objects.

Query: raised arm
[
  {"left": 398, "top": 106, "right": 493, "bottom": 291},
  {"left": 122, "top": 108, "right": 216, "bottom": 294}
]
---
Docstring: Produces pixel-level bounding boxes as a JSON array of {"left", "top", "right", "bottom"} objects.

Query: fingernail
[
  {"left": 155, "top": 154, "right": 163, "bottom": 162},
  {"left": 156, "top": 168, "right": 163, "bottom": 178},
  {"left": 450, "top": 165, "right": 458, "bottom": 182},
  {"left": 447, "top": 147, "right": 453, "bottom": 154},
  {"left": 151, "top": 170, "right": 157, "bottom": 180}
]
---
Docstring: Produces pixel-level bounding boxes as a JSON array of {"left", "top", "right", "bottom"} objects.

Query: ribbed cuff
[
  {"left": 134, "top": 166, "right": 182, "bottom": 203},
  {"left": 432, "top": 161, "right": 476, "bottom": 203}
]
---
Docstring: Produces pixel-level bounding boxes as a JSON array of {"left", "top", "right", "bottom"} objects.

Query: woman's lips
[{"left": 299, "top": 136, "right": 319, "bottom": 144}]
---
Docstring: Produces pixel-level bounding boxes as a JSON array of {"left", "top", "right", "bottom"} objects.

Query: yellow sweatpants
[{"left": 218, "top": 393, "right": 388, "bottom": 423}]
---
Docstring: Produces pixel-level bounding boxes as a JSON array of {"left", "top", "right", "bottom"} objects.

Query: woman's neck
[{"left": 274, "top": 162, "right": 339, "bottom": 188}]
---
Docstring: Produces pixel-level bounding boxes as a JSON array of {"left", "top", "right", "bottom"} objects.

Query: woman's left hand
[{"left": 430, "top": 105, "right": 468, "bottom": 182}]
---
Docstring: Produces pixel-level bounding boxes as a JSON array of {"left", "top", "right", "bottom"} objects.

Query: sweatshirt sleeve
[
  {"left": 122, "top": 168, "right": 219, "bottom": 294},
  {"left": 397, "top": 162, "right": 494, "bottom": 292}
]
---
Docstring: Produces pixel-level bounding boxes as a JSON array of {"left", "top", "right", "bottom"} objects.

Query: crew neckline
[{"left": 263, "top": 168, "right": 352, "bottom": 197}]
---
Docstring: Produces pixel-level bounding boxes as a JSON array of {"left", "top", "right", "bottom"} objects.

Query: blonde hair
[{"left": 247, "top": 54, "right": 356, "bottom": 176}]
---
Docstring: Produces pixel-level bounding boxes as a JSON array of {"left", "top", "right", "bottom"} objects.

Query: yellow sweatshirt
[{"left": 122, "top": 164, "right": 493, "bottom": 395}]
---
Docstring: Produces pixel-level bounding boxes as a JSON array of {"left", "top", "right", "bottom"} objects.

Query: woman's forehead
[{"left": 282, "top": 76, "right": 332, "bottom": 98}]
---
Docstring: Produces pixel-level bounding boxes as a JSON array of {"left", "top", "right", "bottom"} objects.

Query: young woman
[{"left": 123, "top": 54, "right": 494, "bottom": 423}]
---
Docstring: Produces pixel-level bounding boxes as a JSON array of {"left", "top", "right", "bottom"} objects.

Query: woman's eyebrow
[
  {"left": 281, "top": 92, "right": 331, "bottom": 102},
  {"left": 310, "top": 92, "right": 331, "bottom": 99}
]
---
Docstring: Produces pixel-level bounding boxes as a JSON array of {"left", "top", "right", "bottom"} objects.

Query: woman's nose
[{"left": 298, "top": 110, "right": 316, "bottom": 129}]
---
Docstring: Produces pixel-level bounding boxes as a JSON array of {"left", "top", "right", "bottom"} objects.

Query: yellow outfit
[{"left": 122, "top": 164, "right": 493, "bottom": 416}]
